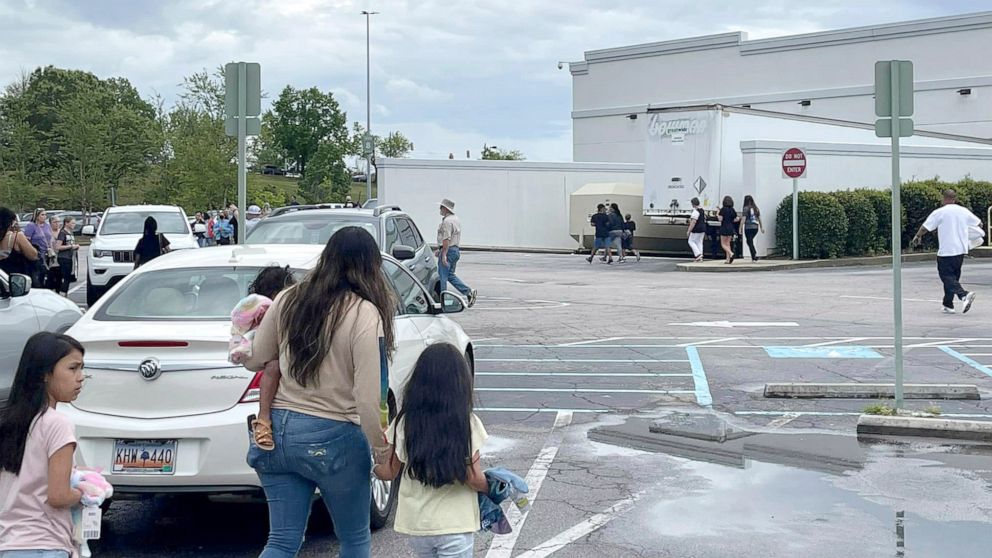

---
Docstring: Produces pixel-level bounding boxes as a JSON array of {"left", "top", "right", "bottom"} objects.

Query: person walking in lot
[
  {"left": 0, "top": 332, "right": 87, "bottom": 558},
  {"left": 53, "top": 217, "right": 80, "bottom": 296},
  {"left": 45, "top": 217, "right": 63, "bottom": 291},
  {"left": 622, "top": 214, "right": 641, "bottom": 262},
  {"left": 24, "top": 208, "right": 54, "bottom": 287},
  {"left": 0, "top": 208, "right": 39, "bottom": 277},
  {"left": 214, "top": 210, "right": 234, "bottom": 246},
  {"left": 740, "top": 195, "right": 765, "bottom": 262},
  {"left": 687, "top": 197, "right": 707, "bottom": 262},
  {"left": 193, "top": 212, "right": 208, "bottom": 247},
  {"left": 133, "top": 216, "right": 170, "bottom": 269},
  {"left": 607, "top": 203, "right": 625, "bottom": 264},
  {"left": 374, "top": 343, "right": 489, "bottom": 558},
  {"left": 228, "top": 204, "right": 240, "bottom": 244},
  {"left": 245, "top": 227, "right": 397, "bottom": 558},
  {"left": 586, "top": 204, "right": 610, "bottom": 264},
  {"left": 436, "top": 199, "right": 477, "bottom": 307},
  {"left": 246, "top": 205, "right": 263, "bottom": 234},
  {"left": 718, "top": 196, "right": 739, "bottom": 264},
  {"left": 912, "top": 189, "right": 981, "bottom": 314}
]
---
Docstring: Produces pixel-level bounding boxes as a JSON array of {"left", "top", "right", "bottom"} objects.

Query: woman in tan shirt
[{"left": 245, "top": 226, "right": 397, "bottom": 558}]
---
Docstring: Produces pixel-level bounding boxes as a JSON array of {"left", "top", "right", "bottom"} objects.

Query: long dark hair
[
  {"left": 398, "top": 343, "right": 474, "bottom": 488},
  {"left": 0, "top": 207, "right": 15, "bottom": 237},
  {"left": 142, "top": 216, "right": 158, "bottom": 238},
  {"left": 0, "top": 332, "right": 85, "bottom": 474},
  {"left": 722, "top": 196, "right": 735, "bottom": 208},
  {"left": 278, "top": 227, "right": 396, "bottom": 388},
  {"left": 743, "top": 195, "right": 760, "bottom": 217}
]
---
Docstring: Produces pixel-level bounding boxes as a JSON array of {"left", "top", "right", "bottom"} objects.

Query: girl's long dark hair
[
  {"left": 743, "top": 195, "right": 760, "bottom": 217},
  {"left": 0, "top": 332, "right": 85, "bottom": 474},
  {"left": 249, "top": 265, "right": 296, "bottom": 300},
  {"left": 143, "top": 216, "right": 158, "bottom": 238},
  {"left": 278, "top": 226, "right": 396, "bottom": 388},
  {"left": 0, "top": 207, "right": 16, "bottom": 236},
  {"left": 398, "top": 343, "right": 474, "bottom": 488}
]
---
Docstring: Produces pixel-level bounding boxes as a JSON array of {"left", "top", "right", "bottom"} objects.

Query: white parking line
[
  {"left": 477, "top": 388, "right": 694, "bottom": 394},
  {"left": 802, "top": 338, "right": 870, "bottom": 347},
  {"left": 514, "top": 493, "right": 643, "bottom": 558},
  {"left": 68, "top": 283, "right": 86, "bottom": 295},
  {"left": 475, "top": 372, "right": 693, "bottom": 377},
  {"left": 485, "top": 411, "right": 572, "bottom": 558},
  {"left": 476, "top": 359, "right": 690, "bottom": 363},
  {"left": 676, "top": 337, "right": 738, "bottom": 347}
]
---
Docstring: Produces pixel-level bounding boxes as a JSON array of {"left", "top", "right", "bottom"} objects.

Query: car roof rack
[{"left": 373, "top": 205, "right": 403, "bottom": 217}]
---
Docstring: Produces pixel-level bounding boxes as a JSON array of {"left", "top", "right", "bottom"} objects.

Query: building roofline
[{"left": 577, "top": 11, "right": 992, "bottom": 65}]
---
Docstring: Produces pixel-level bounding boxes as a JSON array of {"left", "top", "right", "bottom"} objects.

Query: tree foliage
[{"left": 481, "top": 145, "right": 525, "bottom": 160}]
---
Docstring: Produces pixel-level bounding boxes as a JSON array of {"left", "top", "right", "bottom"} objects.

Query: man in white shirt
[
  {"left": 912, "top": 189, "right": 980, "bottom": 314},
  {"left": 436, "top": 199, "right": 477, "bottom": 307}
]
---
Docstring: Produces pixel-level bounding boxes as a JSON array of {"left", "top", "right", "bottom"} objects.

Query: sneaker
[
  {"left": 963, "top": 292, "right": 977, "bottom": 314},
  {"left": 942, "top": 306, "right": 956, "bottom": 314},
  {"left": 586, "top": 256, "right": 593, "bottom": 263},
  {"left": 636, "top": 253, "right": 641, "bottom": 262},
  {"left": 468, "top": 290, "right": 478, "bottom": 308}
]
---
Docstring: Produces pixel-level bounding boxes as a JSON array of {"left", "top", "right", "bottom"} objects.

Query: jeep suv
[{"left": 84, "top": 205, "right": 198, "bottom": 306}]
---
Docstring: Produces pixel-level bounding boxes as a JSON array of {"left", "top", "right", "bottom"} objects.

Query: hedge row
[{"left": 775, "top": 178, "right": 991, "bottom": 259}]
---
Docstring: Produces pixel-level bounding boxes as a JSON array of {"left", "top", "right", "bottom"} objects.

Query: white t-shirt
[
  {"left": 922, "top": 204, "right": 981, "bottom": 257},
  {"left": 386, "top": 413, "right": 488, "bottom": 536}
]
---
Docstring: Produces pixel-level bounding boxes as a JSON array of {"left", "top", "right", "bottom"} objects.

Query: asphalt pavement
[{"left": 75, "top": 250, "right": 992, "bottom": 557}]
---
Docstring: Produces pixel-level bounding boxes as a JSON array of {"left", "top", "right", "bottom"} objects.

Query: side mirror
[
  {"left": 9, "top": 274, "right": 31, "bottom": 298},
  {"left": 440, "top": 291, "right": 465, "bottom": 314},
  {"left": 81, "top": 225, "right": 96, "bottom": 236},
  {"left": 392, "top": 244, "right": 416, "bottom": 261}
]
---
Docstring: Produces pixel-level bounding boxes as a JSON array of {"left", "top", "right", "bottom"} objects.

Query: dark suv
[{"left": 245, "top": 205, "right": 440, "bottom": 299}]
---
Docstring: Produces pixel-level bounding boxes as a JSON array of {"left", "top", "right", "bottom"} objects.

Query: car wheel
[
  {"left": 85, "top": 275, "right": 104, "bottom": 307},
  {"left": 370, "top": 391, "right": 400, "bottom": 530}
]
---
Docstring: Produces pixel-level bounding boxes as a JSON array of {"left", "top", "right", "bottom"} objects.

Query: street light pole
[{"left": 362, "top": 10, "right": 379, "bottom": 204}]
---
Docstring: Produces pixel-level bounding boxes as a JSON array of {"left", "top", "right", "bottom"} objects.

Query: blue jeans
[
  {"left": 407, "top": 533, "right": 474, "bottom": 558},
  {"left": 0, "top": 552, "right": 70, "bottom": 558},
  {"left": 247, "top": 409, "right": 372, "bottom": 558},
  {"left": 439, "top": 247, "right": 471, "bottom": 296}
]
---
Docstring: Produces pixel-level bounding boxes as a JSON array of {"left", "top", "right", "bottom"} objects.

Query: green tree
[
  {"left": 269, "top": 86, "right": 349, "bottom": 176},
  {"left": 481, "top": 144, "right": 524, "bottom": 160},
  {"left": 348, "top": 123, "right": 414, "bottom": 159}
]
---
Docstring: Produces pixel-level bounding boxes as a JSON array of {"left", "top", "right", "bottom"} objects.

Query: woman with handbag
[
  {"left": 133, "top": 217, "right": 171, "bottom": 269},
  {"left": 53, "top": 216, "right": 80, "bottom": 296},
  {"left": 0, "top": 208, "right": 39, "bottom": 277},
  {"left": 23, "top": 208, "right": 54, "bottom": 288}
]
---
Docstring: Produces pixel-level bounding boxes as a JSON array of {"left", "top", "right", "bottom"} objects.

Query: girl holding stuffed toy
[
  {"left": 228, "top": 265, "right": 295, "bottom": 451},
  {"left": 0, "top": 332, "right": 86, "bottom": 558}
]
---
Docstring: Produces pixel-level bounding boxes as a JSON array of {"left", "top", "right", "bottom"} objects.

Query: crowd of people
[
  {"left": 0, "top": 208, "right": 80, "bottom": 296},
  {"left": 586, "top": 202, "right": 640, "bottom": 264}
]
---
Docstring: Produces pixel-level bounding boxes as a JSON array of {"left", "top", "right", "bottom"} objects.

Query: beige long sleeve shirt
[{"left": 245, "top": 289, "right": 389, "bottom": 456}]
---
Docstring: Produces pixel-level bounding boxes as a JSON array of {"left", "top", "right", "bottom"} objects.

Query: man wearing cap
[
  {"left": 245, "top": 205, "right": 263, "bottom": 233},
  {"left": 436, "top": 198, "right": 477, "bottom": 307}
]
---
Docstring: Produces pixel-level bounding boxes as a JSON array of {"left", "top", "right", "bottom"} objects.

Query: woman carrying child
[
  {"left": 374, "top": 343, "right": 489, "bottom": 558},
  {"left": 244, "top": 227, "right": 397, "bottom": 558},
  {"left": 0, "top": 332, "right": 87, "bottom": 558}
]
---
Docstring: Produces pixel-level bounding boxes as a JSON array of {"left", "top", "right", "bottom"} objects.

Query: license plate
[{"left": 112, "top": 439, "right": 177, "bottom": 475}]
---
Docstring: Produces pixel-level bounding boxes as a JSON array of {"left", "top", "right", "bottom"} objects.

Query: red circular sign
[{"left": 782, "top": 147, "right": 807, "bottom": 178}]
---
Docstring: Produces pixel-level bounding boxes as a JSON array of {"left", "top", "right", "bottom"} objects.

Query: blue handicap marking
[{"left": 764, "top": 346, "right": 883, "bottom": 359}]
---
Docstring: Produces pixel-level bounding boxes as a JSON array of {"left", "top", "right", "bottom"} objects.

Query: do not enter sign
[{"left": 782, "top": 147, "right": 807, "bottom": 179}]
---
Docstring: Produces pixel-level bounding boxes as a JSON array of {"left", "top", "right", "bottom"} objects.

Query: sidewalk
[{"left": 677, "top": 246, "right": 992, "bottom": 272}]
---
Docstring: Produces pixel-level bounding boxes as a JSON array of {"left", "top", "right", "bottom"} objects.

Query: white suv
[{"left": 84, "top": 205, "right": 198, "bottom": 306}]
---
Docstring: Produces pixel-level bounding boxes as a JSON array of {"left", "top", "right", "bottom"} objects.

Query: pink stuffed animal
[
  {"left": 229, "top": 294, "right": 273, "bottom": 365},
  {"left": 71, "top": 467, "right": 114, "bottom": 557}
]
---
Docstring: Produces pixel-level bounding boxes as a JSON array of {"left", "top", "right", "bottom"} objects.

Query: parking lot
[{"left": 68, "top": 249, "right": 992, "bottom": 557}]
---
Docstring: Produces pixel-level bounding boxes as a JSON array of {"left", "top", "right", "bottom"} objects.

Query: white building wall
[
  {"left": 376, "top": 159, "right": 642, "bottom": 251},
  {"left": 571, "top": 12, "right": 992, "bottom": 163}
]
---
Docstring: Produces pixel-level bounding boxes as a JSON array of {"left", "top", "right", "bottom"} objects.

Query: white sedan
[{"left": 62, "top": 244, "right": 474, "bottom": 528}]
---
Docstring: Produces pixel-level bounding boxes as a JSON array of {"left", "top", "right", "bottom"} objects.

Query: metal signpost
[
  {"left": 782, "top": 147, "right": 807, "bottom": 260},
  {"left": 875, "top": 60, "right": 914, "bottom": 409},
  {"left": 224, "top": 62, "right": 261, "bottom": 244}
]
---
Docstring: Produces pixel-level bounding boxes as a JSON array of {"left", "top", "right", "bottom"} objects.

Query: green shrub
[
  {"left": 855, "top": 188, "right": 907, "bottom": 254},
  {"left": 776, "top": 191, "right": 848, "bottom": 259},
  {"left": 832, "top": 190, "right": 877, "bottom": 256},
  {"left": 955, "top": 177, "right": 992, "bottom": 245},
  {"left": 901, "top": 179, "right": 971, "bottom": 249}
]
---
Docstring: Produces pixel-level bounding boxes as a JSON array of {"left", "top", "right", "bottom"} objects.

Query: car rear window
[
  {"left": 101, "top": 211, "right": 189, "bottom": 235},
  {"left": 246, "top": 219, "right": 378, "bottom": 246},
  {"left": 95, "top": 267, "right": 305, "bottom": 321}
]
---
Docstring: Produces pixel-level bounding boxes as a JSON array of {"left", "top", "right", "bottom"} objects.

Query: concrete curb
[
  {"left": 857, "top": 414, "right": 992, "bottom": 441},
  {"left": 764, "top": 383, "right": 981, "bottom": 400},
  {"left": 677, "top": 246, "right": 992, "bottom": 272}
]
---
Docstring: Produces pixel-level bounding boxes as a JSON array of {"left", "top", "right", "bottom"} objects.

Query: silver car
[{"left": 0, "top": 271, "right": 84, "bottom": 405}]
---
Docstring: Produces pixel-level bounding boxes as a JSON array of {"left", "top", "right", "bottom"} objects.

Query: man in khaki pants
[{"left": 436, "top": 199, "right": 477, "bottom": 307}]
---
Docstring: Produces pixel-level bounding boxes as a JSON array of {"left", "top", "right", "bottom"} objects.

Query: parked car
[
  {"left": 261, "top": 165, "right": 285, "bottom": 176},
  {"left": 56, "top": 211, "right": 102, "bottom": 234},
  {"left": 0, "top": 270, "right": 83, "bottom": 407},
  {"left": 60, "top": 244, "right": 472, "bottom": 529},
  {"left": 266, "top": 203, "right": 345, "bottom": 219},
  {"left": 362, "top": 198, "right": 378, "bottom": 209},
  {"left": 83, "top": 205, "right": 198, "bottom": 307},
  {"left": 246, "top": 205, "right": 441, "bottom": 298}
]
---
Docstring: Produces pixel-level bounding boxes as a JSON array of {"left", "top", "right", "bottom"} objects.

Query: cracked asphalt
[{"left": 84, "top": 251, "right": 992, "bottom": 556}]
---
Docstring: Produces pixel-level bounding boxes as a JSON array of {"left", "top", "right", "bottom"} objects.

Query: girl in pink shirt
[{"left": 0, "top": 332, "right": 87, "bottom": 558}]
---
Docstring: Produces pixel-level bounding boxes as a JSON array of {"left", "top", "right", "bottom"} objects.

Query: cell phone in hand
[{"left": 247, "top": 414, "right": 256, "bottom": 434}]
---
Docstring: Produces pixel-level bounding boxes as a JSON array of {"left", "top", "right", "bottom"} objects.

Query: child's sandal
[{"left": 252, "top": 418, "right": 275, "bottom": 451}]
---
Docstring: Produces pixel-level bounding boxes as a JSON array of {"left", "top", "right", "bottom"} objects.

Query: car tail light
[
  {"left": 240, "top": 371, "right": 263, "bottom": 403},
  {"left": 118, "top": 341, "right": 189, "bottom": 348}
]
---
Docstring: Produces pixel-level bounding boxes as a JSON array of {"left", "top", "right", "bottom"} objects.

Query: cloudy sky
[{"left": 0, "top": 1, "right": 985, "bottom": 161}]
